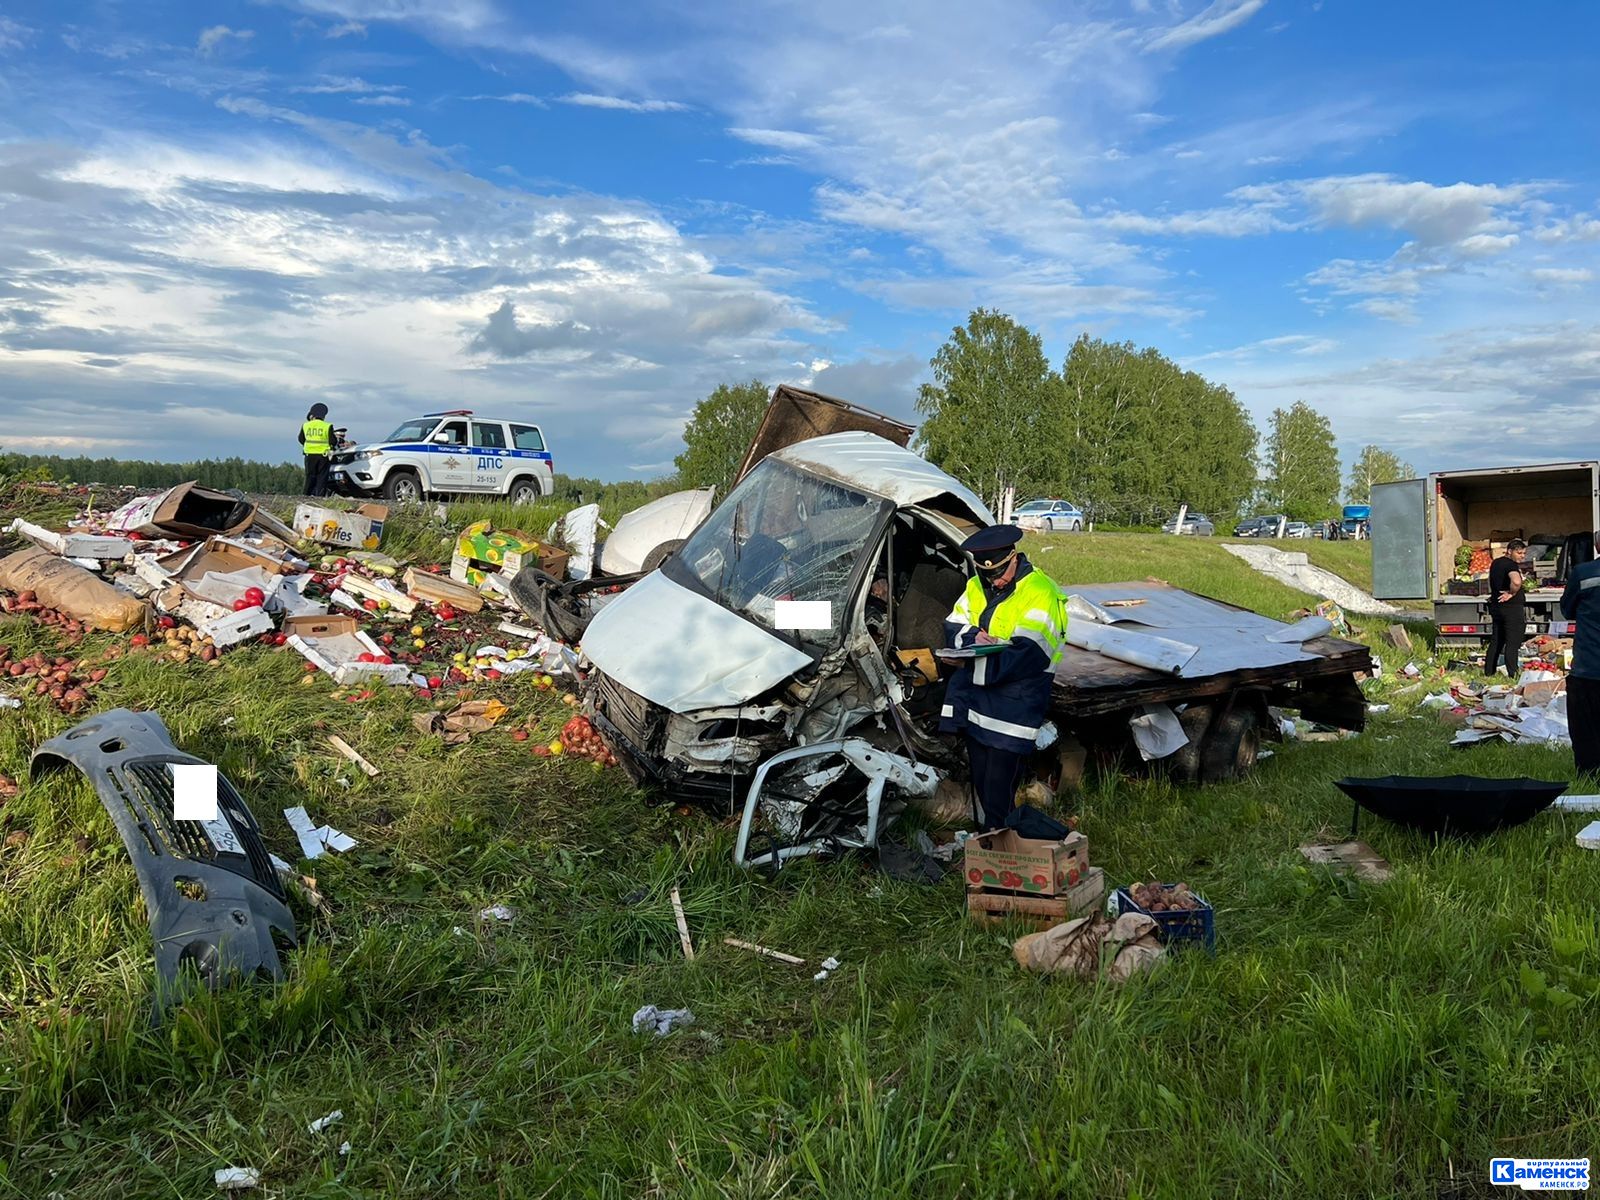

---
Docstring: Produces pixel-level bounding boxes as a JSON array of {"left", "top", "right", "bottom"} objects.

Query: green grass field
[{"left": 2, "top": 495, "right": 1597, "bottom": 1199}]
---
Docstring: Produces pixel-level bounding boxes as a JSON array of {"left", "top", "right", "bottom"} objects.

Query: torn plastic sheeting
[
  {"left": 1266, "top": 615, "right": 1333, "bottom": 644},
  {"left": 308, "top": 1110, "right": 343, "bottom": 1135},
  {"left": 283, "top": 806, "right": 358, "bottom": 859},
  {"left": 214, "top": 1166, "right": 261, "bottom": 1190},
  {"left": 1577, "top": 820, "right": 1600, "bottom": 849},
  {"left": 1129, "top": 703, "right": 1188, "bottom": 761},
  {"left": 632, "top": 1005, "right": 694, "bottom": 1036},
  {"left": 550, "top": 502, "right": 603, "bottom": 581},
  {"left": 1066, "top": 621, "right": 1199, "bottom": 676}
]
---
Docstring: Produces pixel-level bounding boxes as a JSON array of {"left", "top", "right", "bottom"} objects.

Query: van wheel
[
  {"left": 640, "top": 539, "right": 685, "bottom": 573},
  {"left": 1164, "top": 704, "right": 1214, "bottom": 783},
  {"left": 383, "top": 471, "right": 422, "bottom": 504},
  {"left": 508, "top": 478, "right": 539, "bottom": 506},
  {"left": 1199, "top": 707, "right": 1260, "bottom": 783},
  {"left": 1070, "top": 520, "right": 1082, "bottom": 532}
]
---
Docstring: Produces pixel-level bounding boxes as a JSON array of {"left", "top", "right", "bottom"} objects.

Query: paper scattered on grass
[
  {"left": 478, "top": 904, "right": 514, "bottom": 922},
  {"left": 1366, "top": 704, "right": 1390, "bottom": 714},
  {"left": 814, "top": 955, "right": 842, "bottom": 983},
  {"left": 215, "top": 1166, "right": 260, "bottom": 1190},
  {"left": 283, "top": 806, "right": 358, "bottom": 859},
  {"left": 338, "top": 1142, "right": 351, "bottom": 1156},
  {"left": 1577, "top": 820, "right": 1600, "bottom": 850},
  {"left": 1420, "top": 693, "right": 1453, "bottom": 708},
  {"left": 308, "top": 1109, "right": 343, "bottom": 1135}
]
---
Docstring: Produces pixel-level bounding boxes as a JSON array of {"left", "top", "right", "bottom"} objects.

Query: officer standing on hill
[
  {"left": 1559, "top": 533, "right": 1600, "bottom": 775},
  {"left": 939, "top": 525, "right": 1068, "bottom": 830},
  {"left": 299, "top": 402, "right": 334, "bottom": 498}
]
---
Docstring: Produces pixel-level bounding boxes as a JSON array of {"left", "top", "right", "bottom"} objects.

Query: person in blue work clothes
[
  {"left": 939, "top": 525, "right": 1068, "bottom": 830},
  {"left": 1558, "top": 533, "right": 1600, "bottom": 775}
]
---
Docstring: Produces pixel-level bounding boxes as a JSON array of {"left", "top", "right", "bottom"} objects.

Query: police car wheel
[
  {"left": 1044, "top": 518, "right": 1055, "bottom": 532},
  {"left": 509, "top": 479, "right": 539, "bottom": 506},
  {"left": 383, "top": 471, "right": 422, "bottom": 504}
]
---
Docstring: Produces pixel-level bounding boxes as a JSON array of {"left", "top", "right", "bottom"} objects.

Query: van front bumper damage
[{"left": 30, "top": 709, "right": 297, "bottom": 1012}]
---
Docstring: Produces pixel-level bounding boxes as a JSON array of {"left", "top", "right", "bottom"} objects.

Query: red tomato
[
  {"left": 242, "top": 587, "right": 266, "bottom": 607},
  {"left": 356, "top": 652, "right": 375, "bottom": 663},
  {"left": 232, "top": 599, "right": 251, "bottom": 612}
]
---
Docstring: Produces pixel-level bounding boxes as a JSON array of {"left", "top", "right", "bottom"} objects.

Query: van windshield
[{"left": 666, "top": 458, "right": 890, "bottom": 647}]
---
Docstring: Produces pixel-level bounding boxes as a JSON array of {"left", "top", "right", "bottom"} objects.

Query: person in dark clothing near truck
[
  {"left": 1485, "top": 539, "right": 1529, "bottom": 678},
  {"left": 299, "top": 402, "right": 333, "bottom": 498},
  {"left": 1559, "top": 534, "right": 1600, "bottom": 774}
]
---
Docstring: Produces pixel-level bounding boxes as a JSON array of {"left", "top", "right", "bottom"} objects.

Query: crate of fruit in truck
[
  {"left": 963, "top": 828, "right": 1089, "bottom": 897},
  {"left": 1110, "top": 882, "right": 1216, "bottom": 952}
]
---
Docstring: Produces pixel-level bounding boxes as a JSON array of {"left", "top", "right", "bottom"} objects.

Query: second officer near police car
[{"left": 938, "top": 524, "right": 1068, "bottom": 830}]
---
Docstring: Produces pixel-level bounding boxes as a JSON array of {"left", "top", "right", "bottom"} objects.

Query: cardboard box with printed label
[
  {"left": 284, "top": 614, "right": 410, "bottom": 685},
  {"left": 449, "top": 520, "right": 569, "bottom": 586},
  {"left": 963, "top": 829, "right": 1090, "bottom": 897},
  {"left": 293, "top": 503, "right": 388, "bottom": 549}
]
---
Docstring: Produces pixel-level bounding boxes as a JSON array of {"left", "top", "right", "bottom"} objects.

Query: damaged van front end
[{"left": 581, "top": 431, "right": 992, "bottom": 809}]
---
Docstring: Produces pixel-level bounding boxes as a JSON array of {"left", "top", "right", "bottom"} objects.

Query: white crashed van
[{"left": 581, "top": 431, "right": 993, "bottom": 808}]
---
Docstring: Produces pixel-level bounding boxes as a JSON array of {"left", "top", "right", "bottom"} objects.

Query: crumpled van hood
[{"left": 581, "top": 569, "right": 811, "bottom": 713}]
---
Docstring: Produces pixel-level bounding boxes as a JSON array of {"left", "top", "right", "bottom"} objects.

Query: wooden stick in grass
[
  {"left": 328, "top": 735, "right": 379, "bottom": 778},
  {"left": 722, "top": 938, "right": 804, "bottom": 965},
  {"left": 670, "top": 887, "right": 695, "bottom": 961}
]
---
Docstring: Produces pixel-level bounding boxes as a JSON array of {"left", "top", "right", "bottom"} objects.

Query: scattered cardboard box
[
  {"left": 340, "top": 573, "right": 417, "bottom": 615},
  {"left": 968, "top": 867, "right": 1106, "bottom": 928},
  {"left": 963, "top": 828, "right": 1089, "bottom": 897},
  {"left": 294, "top": 502, "right": 388, "bottom": 549},
  {"left": 108, "top": 481, "right": 255, "bottom": 540},
  {"left": 449, "top": 519, "right": 568, "bottom": 587},
  {"left": 285, "top": 615, "right": 409, "bottom": 685},
  {"left": 200, "top": 606, "right": 276, "bottom": 649},
  {"left": 402, "top": 567, "right": 485, "bottom": 613}
]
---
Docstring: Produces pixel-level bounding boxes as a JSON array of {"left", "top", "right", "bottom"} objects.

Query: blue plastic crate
[{"left": 1111, "top": 886, "right": 1216, "bottom": 953}]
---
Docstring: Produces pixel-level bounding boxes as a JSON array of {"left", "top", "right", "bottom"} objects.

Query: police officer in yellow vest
[
  {"left": 299, "top": 403, "right": 334, "bottom": 498},
  {"left": 939, "top": 525, "right": 1067, "bottom": 830}
]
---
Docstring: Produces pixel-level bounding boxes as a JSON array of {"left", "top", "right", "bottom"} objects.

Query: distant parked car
[
  {"left": 1162, "top": 511, "right": 1215, "bottom": 536},
  {"left": 1283, "top": 521, "right": 1313, "bottom": 539},
  {"left": 1233, "top": 515, "right": 1284, "bottom": 537},
  {"left": 1012, "top": 498, "right": 1084, "bottom": 533}
]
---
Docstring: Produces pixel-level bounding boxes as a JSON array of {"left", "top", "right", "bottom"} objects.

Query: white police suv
[{"left": 328, "top": 410, "right": 555, "bottom": 505}]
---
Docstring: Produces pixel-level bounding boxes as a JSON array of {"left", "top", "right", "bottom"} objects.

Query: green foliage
[
  {"left": 1261, "top": 401, "right": 1342, "bottom": 520},
  {"left": 673, "top": 379, "right": 770, "bottom": 496},
  {"left": 0, "top": 452, "right": 301, "bottom": 494},
  {"left": 1346, "top": 444, "right": 1416, "bottom": 504},
  {"left": 1057, "top": 335, "right": 1258, "bottom": 526},
  {"left": 915, "top": 309, "right": 1058, "bottom": 511},
  {"left": 549, "top": 472, "right": 682, "bottom": 510}
]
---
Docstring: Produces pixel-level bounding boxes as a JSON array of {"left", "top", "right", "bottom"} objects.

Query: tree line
[{"left": 909, "top": 309, "right": 1412, "bottom": 525}]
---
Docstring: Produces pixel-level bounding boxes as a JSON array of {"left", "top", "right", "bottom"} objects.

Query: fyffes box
[{"left": 293, "top": 503, "right": 388, "bottom": 549}]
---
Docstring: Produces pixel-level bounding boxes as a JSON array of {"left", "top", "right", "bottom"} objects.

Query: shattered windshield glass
[{"left": 668, "top": 458, "right": 890, "bottom": 647}]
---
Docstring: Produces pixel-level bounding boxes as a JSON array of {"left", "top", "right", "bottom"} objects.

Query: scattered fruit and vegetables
[{"left": 1127, "top": 881, "right": 1202, "bottom": 913}]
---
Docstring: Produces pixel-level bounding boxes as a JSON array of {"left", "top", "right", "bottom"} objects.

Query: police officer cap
[{"left": 959, "top": 524, "right": 1023, "bottom": 568}]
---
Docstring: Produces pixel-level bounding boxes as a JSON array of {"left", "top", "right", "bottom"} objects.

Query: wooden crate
[{"left": 966, "top": 867, "right": 1105, "bottom": 929}]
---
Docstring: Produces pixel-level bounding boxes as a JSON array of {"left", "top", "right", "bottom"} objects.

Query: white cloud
[
  {"left": 1145, "top": 0, "right": 1267, "bottom": 52},
  {"left": 559, "top": 93, "right": 689, "bottom": 113},
  {"left": 197, "top": 25, "right": 254, "bottom": 57},
  {"left": 728, "top": 127, "right": 826, "bottom": 152},
  {"left": 0, "top": 112, "right": 833, "bottom": 475},
  {"left": 326, "top": 20, "right": 367, "bottom": 37},
  {"left": 0, "top": 16, "right": 31, "bottom": 52},
  {"left": 1530, "top": 267, "right": 1594, "bottom": 286},
  {"left": 293, "top": 75, "right": 405, "bottom": 95},
  {"left": 353, "top": 95, "right": 410, "bottom": 106},
  {"left": 468, "top": 92, "right": 546, "bottom": 106}
]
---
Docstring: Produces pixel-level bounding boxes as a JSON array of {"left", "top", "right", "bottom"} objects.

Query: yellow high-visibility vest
[{"left": 302, "top": 419, "right": 332, "bottom": 455}]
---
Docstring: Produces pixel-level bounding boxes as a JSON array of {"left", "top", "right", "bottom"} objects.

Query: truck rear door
[{"left": 1371, "top": 478, "right": 1429, "bottom": 599}]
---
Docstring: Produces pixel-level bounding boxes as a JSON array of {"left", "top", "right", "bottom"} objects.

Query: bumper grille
[{"left": 597, "top": 674, "right": 654, "bottom": 746}]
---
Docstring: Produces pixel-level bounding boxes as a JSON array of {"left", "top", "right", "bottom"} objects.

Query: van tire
[
  {"left": 640, "top": 539, "right": 685, "bottom": 573},
  {"left": 383, "top": 470, "right": 423, "bottom": 504},
  {"left": 508, "top": 477, "right": 540, "bottom": 506},
  {"left": 1199, "top": 707, "right": 1260, "bottom": 783}
]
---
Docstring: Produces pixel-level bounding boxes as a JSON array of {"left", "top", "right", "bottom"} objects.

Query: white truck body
[{"left": 1372, "top": 461, "right": 1599, "bottom": 643}]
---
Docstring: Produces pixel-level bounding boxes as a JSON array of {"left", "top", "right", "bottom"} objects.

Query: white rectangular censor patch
[
  {"left": 172, "top": 763, "right": 219, "bottom": 822},
  {"left": 773, "top": 600, "right": 831, "bottom": 629}
]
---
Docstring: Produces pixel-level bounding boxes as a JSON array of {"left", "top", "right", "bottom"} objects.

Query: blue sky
[{"left": 0, "top": 1, "right": 1596, "bottom": 480}]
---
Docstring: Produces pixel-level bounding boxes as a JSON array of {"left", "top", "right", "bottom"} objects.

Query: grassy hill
[{"left": 2, "top": 495, "right": 1596, "bottom": 1198}]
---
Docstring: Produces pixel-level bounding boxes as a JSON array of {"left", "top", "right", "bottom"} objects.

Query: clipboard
[{"left": 936, "top": 640, "right": 1011, "bottom": 660}]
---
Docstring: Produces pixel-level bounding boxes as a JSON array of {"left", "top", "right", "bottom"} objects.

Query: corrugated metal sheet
[{"left": 1067, "top": 583, "right": 1319, "bottom": 677}]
